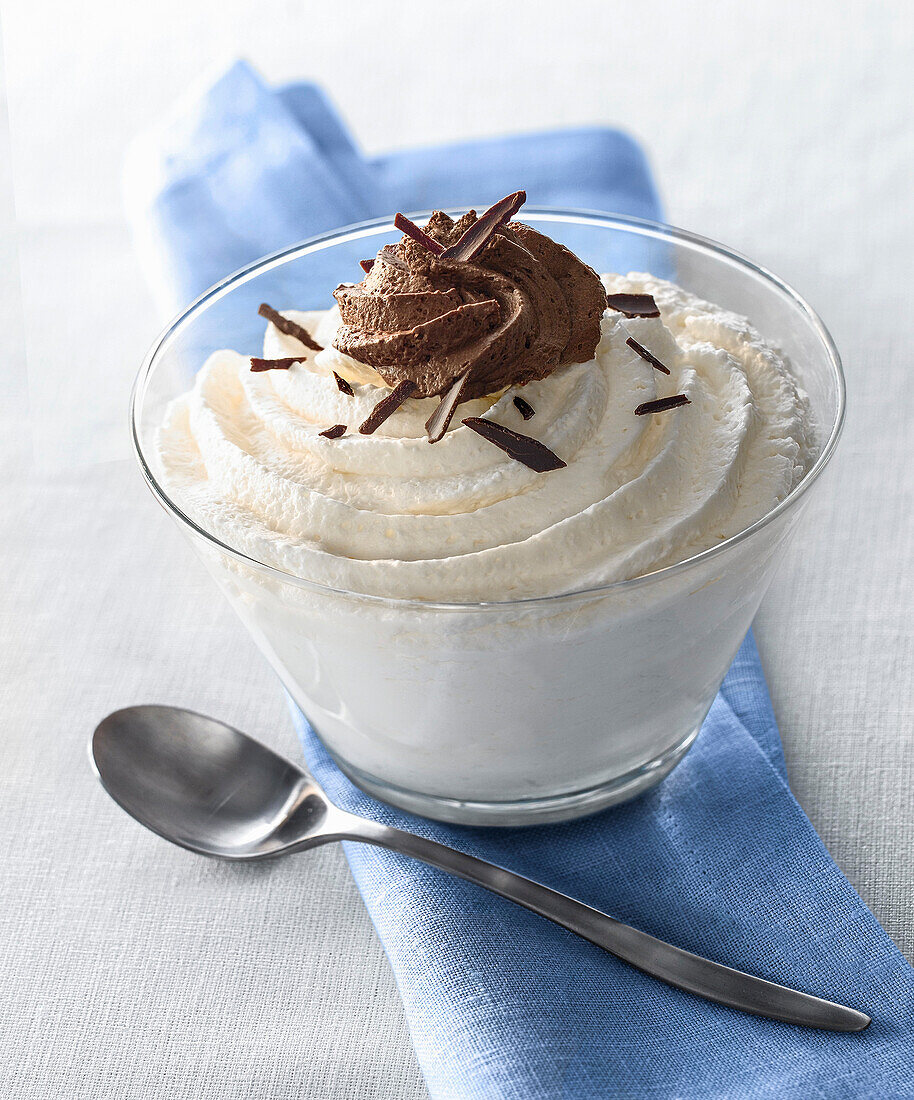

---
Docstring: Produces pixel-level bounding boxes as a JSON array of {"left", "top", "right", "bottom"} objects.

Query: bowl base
[{"left": 322, "top": 725, "right": 700, "bottom": 827}]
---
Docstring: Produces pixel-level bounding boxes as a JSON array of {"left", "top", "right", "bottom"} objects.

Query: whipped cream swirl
[{"left": 157, "top": 274, "right": 817, "bottom": 602}]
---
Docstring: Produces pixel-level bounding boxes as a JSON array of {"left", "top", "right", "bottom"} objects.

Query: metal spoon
[{"left": 90, "top": 705, "right": 869, "bottom": 1032}]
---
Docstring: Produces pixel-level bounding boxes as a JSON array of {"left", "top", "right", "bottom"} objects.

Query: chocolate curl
[
  {"left": 250, "top": 357, "right": 300, "bottom": 372},
  {"left": 425, "top": 371, "right": 470, "bottom": 443},
  {"left": 258, "top": 303, "right": 323, "bottom": 351},
  {"left": 393, "top": 213, "right": 445, "bottom": 255},
  {"left": 359, "top": 380, "right": 417, "bottom": 435},
  {"left": 462, "top": 417, "right": 565, "bottom": 472},
  {"left": 513, "top": 395, "right": 535, "bottom": 420},
  {"left": 333, "top": 371, "right": 355, "bottom": 396},
  {"left": 441, "top": 191, "right": 527, "bottom": 261},
  {"left": 606, "top": 293, "right": 660, "bottom": 319},
  {"left": 625, "top": 336, "right": 671, "bottom": 375},
  {"left": 634, "top": 394, "right": 690, "bottom": 415}
]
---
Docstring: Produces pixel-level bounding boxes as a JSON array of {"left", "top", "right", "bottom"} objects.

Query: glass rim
[{"left": 131, "top": 207, "right": 846, "bottom": 612}]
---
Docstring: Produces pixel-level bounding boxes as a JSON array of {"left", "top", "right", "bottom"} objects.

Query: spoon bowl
[
  {"left": 92, "top": 706, "right": 338, "bottom": 858},
  {"left": 90, "top": 704, "right": 870, "bottom": 1032}
]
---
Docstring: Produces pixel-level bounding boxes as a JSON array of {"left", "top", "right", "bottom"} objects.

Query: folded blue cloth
[
  {"left": 124, "top": 59, "right": 659, "bottom": 315},
  {"left": 128, "top": 60, "right": 914, "bottom": 1099}
]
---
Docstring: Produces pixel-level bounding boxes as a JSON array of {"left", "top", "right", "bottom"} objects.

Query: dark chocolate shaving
[
  {"left": 319, "top": 424, "right": 347, "bottom": 439},
  {"left": 462, "top": 417, "right": 565, "bottom": 472},
  {"left": 625, "top": 336, "right": 671, "bottom": 375},
  {"left": 359, "top": 259, "right": 374, "bottom": 273},
  {"left": 425, "top": 371, "right": 470, "bottom": 443},
  {"left": 634, "top": 394, "right": 690, "bottom": 415},
  {"left": 440, "top": 191, "right": 526, "bottom": 261},
  {"left": 333, "top": 371, "right": 354, "bottom": 396},
  {"left": 250, "top": 357, "right": 301, "bottom": 372},
  {"left": 393, "top": 213, "right": 445, "bottom": 255},
  {"left": 258, "top": 303, "right": 323, "bottom": 351},
  {"left": 513, "top": 395, "right": 535, "bottom": 420},
  {"left": 359, "top": 379, "right": 417, "bottom": 435},
  {"left": 606, "top": 293, "right": 660, "bottom": 318}
]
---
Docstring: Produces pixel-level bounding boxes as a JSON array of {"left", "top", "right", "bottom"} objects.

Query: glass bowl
[{"left": 132, "top": 210, "right": 844, "bottom": 825}]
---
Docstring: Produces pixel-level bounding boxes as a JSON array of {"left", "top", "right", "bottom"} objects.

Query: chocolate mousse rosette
[{"left": 332, "top": 192, "right": 607, "bottom": 441}]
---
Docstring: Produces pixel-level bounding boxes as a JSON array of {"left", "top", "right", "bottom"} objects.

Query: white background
[{"left": 1, "top": 2, "right": 912, "bottom": 1096}]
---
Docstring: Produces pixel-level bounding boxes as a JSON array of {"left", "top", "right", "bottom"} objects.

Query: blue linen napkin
[{"left": 127, "top": 60, "right": 914, "bottom": 1099}]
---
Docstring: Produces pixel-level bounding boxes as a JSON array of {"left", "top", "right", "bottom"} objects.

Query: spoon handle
[{"left": 344, "top": 819, "right": 868, "bottom": 1032}]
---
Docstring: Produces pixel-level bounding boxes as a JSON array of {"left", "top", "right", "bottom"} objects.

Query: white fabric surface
[{"left": 1, "top": 3, "right": 912, "bottom": 1097}]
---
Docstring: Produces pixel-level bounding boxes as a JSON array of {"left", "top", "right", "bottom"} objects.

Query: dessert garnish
[
  {"left": 607, "top": 293, "right": 660, "bottom": 318},
  {"left": 397, "top": 193, "right": 526, "bottom": 265},
  {"left": 359, "top": 259, "right": 374, "bottom": 273},
  {"left": 333, "top": 192, "right": 606, "bottom": 405},
  {"left": 359, "top": 380, "right": 417, "bottom": 435},
  {"left": 625, "top": 336, "right": 671, "bottom": 375},
  {"left": 439, "top": 191, "right": 526, "bottom": 260},
  {"left": 319, "top": 424, "right": 347, "bottom": 439},
  {"left": 513, "top": 395, "right": 535, "bottom": 420},
  {"left": 461, "top": 417, "right": 566, "bottom": 472},
  {"left": 333, "top": 370, "right": 354, "bottom": 396},
  {"left": 393, "top": 212, "right": 445, "bottom": 255},
  {"left": 635, "top": 394, "right": 690, "bottom": 415},
  {"left": 258, "top": 303, "right": 323, "bottom": 351},
  {"left": 250, "top": 357, "right": 300, "bottom": 372},
  {"left": 425, "top": 371, "right": 470, "bottom": 444}
]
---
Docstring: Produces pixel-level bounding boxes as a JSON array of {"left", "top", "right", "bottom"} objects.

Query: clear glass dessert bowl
[{"left": 132, "top": 210, "right": 844, "bottom": 826}]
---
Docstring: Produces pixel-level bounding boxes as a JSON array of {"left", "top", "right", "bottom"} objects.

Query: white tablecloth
[{"left": 1, "top": 3, "right": 911, "bottom": 1096}]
